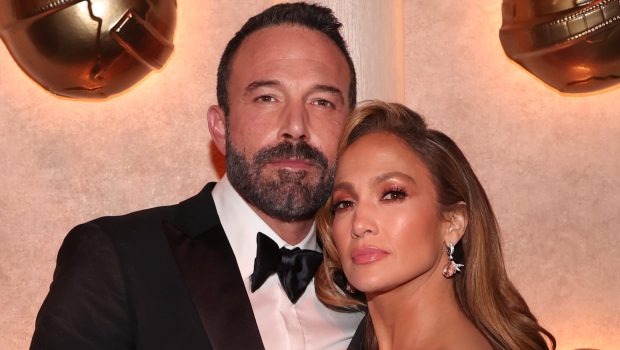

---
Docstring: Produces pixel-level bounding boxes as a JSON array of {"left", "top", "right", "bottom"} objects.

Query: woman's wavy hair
[{"left": 315, "top": 101, "right": 556, "bottom": 350}]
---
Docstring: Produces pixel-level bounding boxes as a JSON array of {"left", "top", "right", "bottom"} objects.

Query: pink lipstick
[{"left": 351, "top": 247, "right": 388, "bottom": 264}]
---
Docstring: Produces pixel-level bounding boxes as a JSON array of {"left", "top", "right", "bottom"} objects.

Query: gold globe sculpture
[
  {"left": 0, "top": 0, "right": 176, "bottom": 99},
  {"left": 500, "top": 0, "right": 620, "bottom": 93}
]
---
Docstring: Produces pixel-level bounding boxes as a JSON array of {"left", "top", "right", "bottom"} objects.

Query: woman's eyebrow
[
  {"left": 332, "top": 181, "right": 354, "bottom": 194},
  {"left": 371, "top": 171, "right": 416, "bottom": 186}
]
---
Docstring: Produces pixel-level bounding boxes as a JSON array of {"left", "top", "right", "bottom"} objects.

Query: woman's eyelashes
[
  {"left": 332, "top": 185, "right": 408, "bottom": 213},
  {"left": 381, "top": 185, "right": 408, "bottom": 202},
  {"left": 332, "top": 199, "right": 354, "bottom": 213}
]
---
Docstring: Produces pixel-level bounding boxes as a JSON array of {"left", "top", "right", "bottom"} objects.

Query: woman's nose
[{"left": 350, "top": 202, "right": 377, "bottom": 239}]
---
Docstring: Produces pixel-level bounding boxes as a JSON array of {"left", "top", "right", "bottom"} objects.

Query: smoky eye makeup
[
  {"left": 380, "top": 184, "right": 408, "bottom": 202},
  {"left": 330, "top": 188, "right": 354, "bottom": 213},
  {"left": 332, "top": 199, "right": 354, "bottom": 213}
]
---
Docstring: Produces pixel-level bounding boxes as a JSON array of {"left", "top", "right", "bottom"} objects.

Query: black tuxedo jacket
[{"left": 31, "top": 183, "right": 266, "bottom": 350}]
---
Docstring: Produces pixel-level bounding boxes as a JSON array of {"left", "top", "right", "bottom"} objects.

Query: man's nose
[{"left": 278, "top": 100, "right": 309, "bottom": 141}]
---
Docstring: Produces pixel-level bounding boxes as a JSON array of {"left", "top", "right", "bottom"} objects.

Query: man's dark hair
[{"left": 216, "top": 2, "right": 357, "bottom": 116}]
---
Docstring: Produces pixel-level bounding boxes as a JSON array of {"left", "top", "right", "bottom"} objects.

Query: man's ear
[
  {"left": 207, "top": 105, "right": 227, "bottom": 155},
  {"left": 443, "top": 202, "right": 468, "bottom": 245}
]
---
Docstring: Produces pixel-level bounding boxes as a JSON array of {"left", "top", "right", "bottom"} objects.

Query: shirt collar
[{"left": 212, "top": 175, "right": 319, "bottom": 280}]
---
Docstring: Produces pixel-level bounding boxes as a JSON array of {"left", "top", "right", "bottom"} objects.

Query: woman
[{"left": 316, "top": 101, "right": 555, "bottom": 350}]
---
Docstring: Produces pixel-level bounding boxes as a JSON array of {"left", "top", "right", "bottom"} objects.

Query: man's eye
[
  {"left": 256, "top": 95, "right": 276, "bottom": 103},
  {"left": 312, "top": 99, "right": 334, "bottom": 108},
  {"left": 382, "top": 190, "right": 407, "bottom": 201}
]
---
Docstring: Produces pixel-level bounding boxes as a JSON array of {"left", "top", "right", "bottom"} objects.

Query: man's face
[{"left": 223, "top": 25, "right": 351, "bottom": 222}]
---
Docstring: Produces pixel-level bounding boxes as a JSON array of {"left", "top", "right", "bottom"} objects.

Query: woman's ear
[
  {"left": 207, "top": 105, "right": 227, "bottom": 155},
  {"left": 443, "top": 202, "right": 468, "bottom": 245}
]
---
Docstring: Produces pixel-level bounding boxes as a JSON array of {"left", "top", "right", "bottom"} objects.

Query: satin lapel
[
  {"left": 347, "top": 314, "right": 367, "bottom": 350},
  {"left": 164, "top": 183, "right": 264, "bottom": 350},
  {"left": 165, "top": 222, "right": 264, "bottom": 350}
]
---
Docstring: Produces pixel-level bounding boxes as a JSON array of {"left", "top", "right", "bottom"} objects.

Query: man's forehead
[
  {"left": 232, "top": 25, "right": 346, "bottom": 67},
  {"left": 228, "top": 25, "right": 350, "bottom": 88}
]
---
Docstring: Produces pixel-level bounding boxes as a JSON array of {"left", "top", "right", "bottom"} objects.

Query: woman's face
[{"left": 331, "top": 132, "right": 449, "bottom": 294}]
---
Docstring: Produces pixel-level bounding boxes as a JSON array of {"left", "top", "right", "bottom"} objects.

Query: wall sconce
[
  {"left": 0, "top": 0, "right": 177, "bottom": 99},
  {"left": 500, "top": 0, "right": 620, "bottom": 93}
]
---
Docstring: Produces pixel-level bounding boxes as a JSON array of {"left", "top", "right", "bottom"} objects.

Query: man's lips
[
  {"left": 351, "top": 247, "right": 389, "bottom": 264},
  {"left": 268, "top": 158, "right": 314, "bottom": 169}
]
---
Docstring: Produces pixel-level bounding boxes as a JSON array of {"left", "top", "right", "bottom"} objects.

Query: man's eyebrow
[
  {"left": 244, "top": 80, "right": 280, "bottom": 95},
  {"left": 312, "top": 84, "right": 344, "bottom": 100}
]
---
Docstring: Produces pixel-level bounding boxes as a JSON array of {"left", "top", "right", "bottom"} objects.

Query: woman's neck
[{"left": 366, "top": 274, "right": 478, "bottom": 350}]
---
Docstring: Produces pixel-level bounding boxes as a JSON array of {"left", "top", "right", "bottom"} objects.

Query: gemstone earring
[{"left": 442, "top": 242, "right": 464, "bottom": 278}]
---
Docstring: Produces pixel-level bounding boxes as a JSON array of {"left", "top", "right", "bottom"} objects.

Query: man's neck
[{"left": 251, "top": 205, "right": 314, "bottom": 245}]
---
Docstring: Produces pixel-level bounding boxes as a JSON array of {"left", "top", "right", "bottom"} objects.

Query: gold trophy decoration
[
  {"left": 0, "top": 0, "right": 177, "bottom": 99},
  {"left": 500, "top": 0, "right": 620, "bottom": 93}
]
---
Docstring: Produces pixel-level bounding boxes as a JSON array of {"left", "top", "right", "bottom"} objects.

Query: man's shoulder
[
  {"left": 90, "top": 202, "right": 178, "bottom": 229},
  {"left": 72, "top": 202, "right": 172, "bottom": 239},
  {"left": 85, "top": 182, "right": 218, "bottom": 236},
  {"left": 57, "top": 203, "right": 179, "bottom": 257},
  {"left": 38, "top": 185, "right": 220, "bottom": 350},
  {"left": 58, "top": 182, "right": 219, "bottom": 262}
]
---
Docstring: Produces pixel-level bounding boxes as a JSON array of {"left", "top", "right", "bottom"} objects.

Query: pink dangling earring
[{"left": 442, "top": 242, "right": 464, "bottom": 278}]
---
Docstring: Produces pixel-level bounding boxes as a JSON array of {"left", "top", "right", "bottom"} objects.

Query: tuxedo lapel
[
  {"left": 347, "top": 314, "right": 368, "bottom": 350},
  {"left": 164, "top": 183, "right": 264, "bottom": 350}
]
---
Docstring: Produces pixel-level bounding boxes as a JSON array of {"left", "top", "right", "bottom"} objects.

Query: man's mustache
[{"left": 253, "top": 141, "right": 329, "bottom": 169}]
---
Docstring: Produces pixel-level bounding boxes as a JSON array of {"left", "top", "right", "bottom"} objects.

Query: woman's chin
[{"left": 350, "top": 279, "right": 395, "bottom": 295}]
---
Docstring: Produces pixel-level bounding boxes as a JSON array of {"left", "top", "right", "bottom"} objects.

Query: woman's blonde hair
[{"left": 315, "top": 101, "right": 555, "bottom": 350}]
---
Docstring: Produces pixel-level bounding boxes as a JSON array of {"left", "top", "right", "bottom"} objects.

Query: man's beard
[{"left": 226, "top": 140, "right": 335, "bottom": 222}]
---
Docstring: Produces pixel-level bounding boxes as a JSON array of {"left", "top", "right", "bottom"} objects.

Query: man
[{"left": 31, "top": 2, "right": 363, "bottom": 350}]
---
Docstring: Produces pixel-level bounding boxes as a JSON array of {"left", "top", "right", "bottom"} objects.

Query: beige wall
[{"left": 1, "top": 1, "right": 618, "bottom": 349}]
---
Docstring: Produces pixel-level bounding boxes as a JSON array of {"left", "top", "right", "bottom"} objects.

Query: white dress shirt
[{"left": 212, "top": 175, "right": 362, "bottom": 350}]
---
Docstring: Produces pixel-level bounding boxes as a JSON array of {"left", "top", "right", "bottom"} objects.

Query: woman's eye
[
  {"left": 382, "top": 190, "right": 407, "bottom": 201},
  {"left": 333, "top": 200, "right": 354, "bottom": 212}
]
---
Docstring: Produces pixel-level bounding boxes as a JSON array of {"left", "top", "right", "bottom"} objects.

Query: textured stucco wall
[{"left": 1, "top": 1, "right": 618, "bottom": 349}]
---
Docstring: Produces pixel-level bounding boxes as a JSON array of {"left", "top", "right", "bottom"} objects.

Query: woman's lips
[{"left": 351, "top": 247, "right": 388, "bottom": 264}]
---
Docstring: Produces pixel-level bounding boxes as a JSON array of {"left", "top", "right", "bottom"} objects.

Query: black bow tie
[{"left": 250, "top": 232, "right": 323, "bottom": 304}]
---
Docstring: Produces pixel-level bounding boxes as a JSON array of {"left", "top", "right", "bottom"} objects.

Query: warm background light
[
  {"left": 0, "top": 0, "right": 177, "bottom": 99},
  {"left": 1, "top": 1, "right": 618, "bottom": 349}
]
